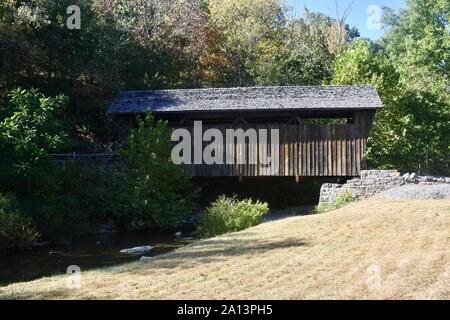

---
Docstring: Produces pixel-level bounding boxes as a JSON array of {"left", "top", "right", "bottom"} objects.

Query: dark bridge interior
[{"left": 195, "top": 176, "right": 351, "bottom": 210}]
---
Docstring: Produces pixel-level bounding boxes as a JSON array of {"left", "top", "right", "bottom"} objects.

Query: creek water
[{"left": 0, "top": 226, "right": 195, "bottom": 287}]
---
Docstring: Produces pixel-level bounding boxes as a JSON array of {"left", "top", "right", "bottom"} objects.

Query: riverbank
[
  {"left": 0, "top": 227, "right": 195, "bottom": 286},
  {"left": 1, "top": 196, "right": 449, "bottom": 299},
  {"left": 0, "top": 204, "right": 317, "bottom": 286}
]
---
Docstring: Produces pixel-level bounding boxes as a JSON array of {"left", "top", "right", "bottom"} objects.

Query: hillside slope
[{"left": 1, "top": 197, "right": 450, "bottom": 299}]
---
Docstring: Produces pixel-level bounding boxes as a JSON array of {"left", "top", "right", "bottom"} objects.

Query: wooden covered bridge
[{"left": 107, "top": 86, "right": 382, "bottom": 178}]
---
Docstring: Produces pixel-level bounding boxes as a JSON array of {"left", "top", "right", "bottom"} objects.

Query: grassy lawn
[{"left": 1, "top": 197, "right": 450, "bottom": 300}]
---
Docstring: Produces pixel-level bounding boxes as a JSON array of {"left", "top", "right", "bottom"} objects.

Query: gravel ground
[{"left": 382, "top": 184, "right": 450, "bottom": 200}]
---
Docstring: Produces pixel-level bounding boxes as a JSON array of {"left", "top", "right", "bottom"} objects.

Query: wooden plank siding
[{"left": 175, "top": 111, "right": 375, "bottom": 177}]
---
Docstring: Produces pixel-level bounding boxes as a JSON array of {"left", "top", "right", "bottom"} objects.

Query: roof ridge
[{"left": 116, "top": 85, "right": 376, "bottom": 95}]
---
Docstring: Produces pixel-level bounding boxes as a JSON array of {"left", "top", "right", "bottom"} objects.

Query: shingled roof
[{"left": 107, "top": 85, "right": 383, "bottom": 114}]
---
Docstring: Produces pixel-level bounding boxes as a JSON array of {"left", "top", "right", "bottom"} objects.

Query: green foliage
[
  {"left": 381, "top": 0, "right": 449, "bottom": 96},
  {"left": 0, "top": 193, "right": 39, "bottom": 251},
  {"left": 332, "top": 39, "right": 399, "bottom": 97},
  {"left": 0, "top": 88, "right": 68, "bottom": 193},
  {"left": 1, "top": 0, "right": 358, "bottom": 95},
  {"left": 367, "top": 91, "right": 449, "bottom": 174},
  {"left": 209, "top": 0, "right": 287, "bottom": 86},
  {"left": 316, "top": 190, "right": 354, "bottom": 213},
  {"left": 0, "top": 88, "right": 96, "bottom": 239},
  {"left": 0, "top": 1, "right": 360, "bottom": 150},
  {"left": 0, "top": 0, "right": 195, "bottom": 150},
  {"left": 23, "top": 162, "right": 113, "bottom": 238},
  {"left": 254, "top": 11, "right": 357, "bottom": 86},
  {"left": 376, "top": 0, "right": 450, "bottom": 174},
  {"left": 332, "top": 190, "right": 354, "bottom": 208},
  {"left": 0, "top": 88, "right": 113, "bottom": 239},
  {"left": 113, "top": 111, "right": 197, "bottom": 228},
  {"left": 0, "top": 90, "right": 197, "bottom": 242},
  {"left": 197, "top": 195, "right": 269, "bottom": 238},
  {"left": 209, "top": 2, "right": 357, "bottom": 86},
  {"left": 332, "top": 35, "right": 449, "bottom": 175}
]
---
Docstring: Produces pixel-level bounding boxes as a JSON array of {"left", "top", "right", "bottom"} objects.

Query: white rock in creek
[
  {"left": 120, "top": 246, "right": 154, "bottom": 254},
  {"left": 174, "top": 231, "right": 182, "bottom": 237}
]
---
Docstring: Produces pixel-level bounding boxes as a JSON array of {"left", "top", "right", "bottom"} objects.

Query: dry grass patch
[{"left": 1, "top": 197, "right": 450, "bottom": 299}]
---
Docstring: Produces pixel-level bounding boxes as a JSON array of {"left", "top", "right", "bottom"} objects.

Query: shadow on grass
[
  {"left": 138, "top": 235, "right": 309, "bottom": 269},
  {"left": 0, "top": 236, "right": 308, "bottom": 298}
]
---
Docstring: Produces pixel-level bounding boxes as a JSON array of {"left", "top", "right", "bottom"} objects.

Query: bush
[
  {"left": 316, "top": 189, "right": 354, "bottom": 213},
  {"left": 24, "top": 162, "right": 117, "bottom": 238},
  {"left": 197, "top": 195, "right": 269, "bottom": 238},
  {"left": 332, "top": 190, "right": 354, "bottom": 208},
  {"left": 0, "top": 194, "right": 39, "bottom": 251}
]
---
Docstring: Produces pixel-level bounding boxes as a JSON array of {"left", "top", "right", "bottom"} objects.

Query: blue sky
[{"left": 286, "top": 0, "right": 406, "bottom": 40}]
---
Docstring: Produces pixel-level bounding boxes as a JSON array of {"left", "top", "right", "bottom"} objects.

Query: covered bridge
[{"left": 107, "top": 85, "right": 382, "bottom": 178}]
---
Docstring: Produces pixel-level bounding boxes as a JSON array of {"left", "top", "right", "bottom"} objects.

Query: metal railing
[{"left": 50, "top": 153, "right": 120, "bottom": 169}]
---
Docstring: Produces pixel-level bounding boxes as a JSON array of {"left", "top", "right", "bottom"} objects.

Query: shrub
[
  {"left": 316, "top": 189, "right": 354, "bottom": 213},
  {"left": 333, "top": 190, "right": 354, "bottom": 208},
  {"left": 197, "top": 195, "right": 269, "bottom": 238},
  {"left": 24, "top": 162, "right": 117, "bottom": 238},
  {"left": 0, "top": 194, "right": 39, "bottom": 251}
]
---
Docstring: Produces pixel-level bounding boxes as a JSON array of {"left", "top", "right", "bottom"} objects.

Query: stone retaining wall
[{"left": 319, "top": 170, "right": 450, "bottom": 205}]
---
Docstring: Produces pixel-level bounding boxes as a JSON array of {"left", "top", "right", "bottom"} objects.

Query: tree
[
  {"left": 254, "top": 11, "right": 358, "bottom": 86},
  {"left": 381, "top": 0, "right": 449, "bottom": 96},
  {"left": 0, "top": 0, "right": 198, "bottom": 150},
  {"left": 209, "top": 0, "right": 287, "bottom": 86},
  {"left": 380, "top": 0, "right": 449, "bottom": 174},
  {"left": 113, "top": 112, "right": 197, "bottom": 228},
  {"left": 369, "top": 91, "right": 449, "bottom": 174},
  {"left": 0, "top": 88, "right": 68, "bottom": 193},
  {"left": 95, "top": 0, "right": 226, "bottom": 88},
  {"left": 332, "top": 39, "right": 399, "bottom": 97},
  {"left": 332, "top": 37, "right": 449, "bottom": 174}
]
